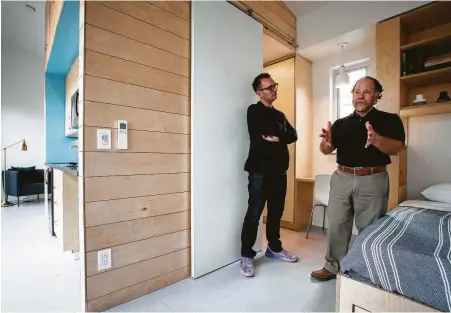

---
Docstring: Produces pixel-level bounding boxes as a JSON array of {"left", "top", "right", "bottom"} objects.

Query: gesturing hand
[
  {"left": 262, "top": 135, "right": 279, "bottom": 142},
  {"left": 319, "top": 121, "right": 332, "bottom": 146},
  {"left": 365, "top": 121, "right": 380, "bottom": 148}
]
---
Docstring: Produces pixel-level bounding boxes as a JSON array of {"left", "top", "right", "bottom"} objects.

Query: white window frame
[{"left": 330, "top": 60, "right": 369, "bottom": 122}]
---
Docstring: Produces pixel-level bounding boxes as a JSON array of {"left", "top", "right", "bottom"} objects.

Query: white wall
[
  {"left": 1, "top": 43, "right": 45, "bottom": 170},
  {"left": 407, "top": 114, "right": 451, "bottom": 199},
  {"left": 191, "top": 1, "right": 262, "bottom": 278},
  {"left": 295, "top": 1, "right": 429, "bottom": 51}
]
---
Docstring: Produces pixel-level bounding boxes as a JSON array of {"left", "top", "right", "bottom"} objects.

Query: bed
[{"left": 337, "top": 199, "right": 451, "bottom": 312}]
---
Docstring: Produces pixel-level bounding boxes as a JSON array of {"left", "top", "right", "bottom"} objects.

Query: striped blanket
[{"left": 341, "top": 205, "right": 451, "bottom": 312}]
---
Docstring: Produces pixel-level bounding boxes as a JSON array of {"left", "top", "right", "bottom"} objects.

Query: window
[{"left": 332, "top": 61, "right": 369, "bottom": 121}]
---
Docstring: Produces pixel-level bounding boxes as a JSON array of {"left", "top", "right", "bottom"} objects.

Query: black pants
[{"left": 240, "top": 172, "right": 287, "bottom": 258}]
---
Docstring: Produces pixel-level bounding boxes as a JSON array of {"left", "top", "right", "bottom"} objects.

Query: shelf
[
  {"left": 400, "top": 33, "right": 451, "bottom": 52},
  {"left": 400, "top": 101, "right": 451, "bottom": 118},
  {"left": 400, "top": 67, "right": 451, "bottom": 88}
]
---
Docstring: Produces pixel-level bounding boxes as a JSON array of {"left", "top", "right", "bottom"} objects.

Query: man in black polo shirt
[
  {"left": 311, "top": 76, "right": 405, "bottom": 281},
  {"left": 240, "top": 73, "right": 299, "bottom": 277}
]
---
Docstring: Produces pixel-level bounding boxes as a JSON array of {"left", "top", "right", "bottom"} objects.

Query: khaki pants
[{"left": 324, "top": 169, "right": 389, "bottom": 274}]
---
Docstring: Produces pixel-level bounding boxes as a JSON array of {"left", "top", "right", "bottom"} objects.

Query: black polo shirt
[{"left": 331, "top": 108, "right": 405, "bottom": 167}]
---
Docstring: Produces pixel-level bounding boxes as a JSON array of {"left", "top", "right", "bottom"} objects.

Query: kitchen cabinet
[{"left": 52, "top": 168, "right": 79, "bottom": 252}]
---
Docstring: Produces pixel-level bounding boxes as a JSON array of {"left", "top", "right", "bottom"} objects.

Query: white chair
[{"left": 306, "top": 174, "right": 331, "bottom": 239}]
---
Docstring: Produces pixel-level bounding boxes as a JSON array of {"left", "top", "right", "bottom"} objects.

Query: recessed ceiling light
[{"left": 25, "top": 4, "right": 36, "bottom": 13}]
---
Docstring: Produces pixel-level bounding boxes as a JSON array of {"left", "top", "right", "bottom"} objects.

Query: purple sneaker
[
  {"left": 240, "top": 257, "right": 255, "bottom": 277},
  {"left": 265, "top": 247, "right": 299, "bottom": 262}
]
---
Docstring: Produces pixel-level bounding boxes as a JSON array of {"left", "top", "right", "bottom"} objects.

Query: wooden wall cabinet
[{"left": 376, "top": 1, "right": 451, "bottom": 209}]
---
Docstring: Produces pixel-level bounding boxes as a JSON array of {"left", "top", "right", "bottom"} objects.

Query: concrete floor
[
  {"left": 1, "top": 199, "right": 81, "bottom": 312},
  {"left": 107, "top": 225, "right": 336, "bottom": 312},
  {"left": 1, "top": 199, "right": 335, "bottom": 312}
]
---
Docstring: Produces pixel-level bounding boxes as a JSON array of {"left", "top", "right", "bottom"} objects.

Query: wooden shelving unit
[
  {"left": 400, "top": 33, "right": 451, "bottom": 52},
  {"left": 400, "top": 101, "right": 451, "bottom": 118},
  {"left": 400, "top": 67, "right": 451, "bottom": 88},
  {"left": 376, "top": 1, "right": 451, "bottom": 209}
]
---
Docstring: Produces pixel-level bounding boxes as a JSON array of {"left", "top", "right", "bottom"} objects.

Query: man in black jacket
[{"left": 240, "top": 73, "right": 298, "bottom": 277}]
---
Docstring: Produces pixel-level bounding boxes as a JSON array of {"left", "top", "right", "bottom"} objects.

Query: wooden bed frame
[{"left": 336, "top": 274, "right": 438, "bottom": 312}]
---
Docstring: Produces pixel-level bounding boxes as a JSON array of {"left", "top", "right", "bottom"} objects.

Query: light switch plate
[
  {"left": 97, "top": 129, "right": 111, "bottom": 150},
  {"left": 98, "top": 248, "right": 112, "bottom": 271}
]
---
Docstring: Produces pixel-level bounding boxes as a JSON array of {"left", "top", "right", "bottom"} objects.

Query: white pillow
[{"left": 421, "top": 184, "right": 451, "bottom": 203}]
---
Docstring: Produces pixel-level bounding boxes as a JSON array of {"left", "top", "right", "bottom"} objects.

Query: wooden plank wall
[
  {"left": 79, "top": 2, "right": 191, "bottom": 311},
  {"left": 230, "top": 1, "right": 296, "bottom": 50}
]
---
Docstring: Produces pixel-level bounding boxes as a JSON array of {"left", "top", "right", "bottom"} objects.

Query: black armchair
[{"left": 2, "top": 168, "right": 45, "bottom": 206}]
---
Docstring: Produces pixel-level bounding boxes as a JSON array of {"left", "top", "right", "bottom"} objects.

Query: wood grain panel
[
  {"left": 260, "top": 1, "right": 295, "bottom": 27},
  {"left": 84, "top": 152, "right": 190, "bottom": 177},
  {"left": 338, "top": 274, "right": 438, "bottom": 312},
  {"left": 264, "top": 58, "right": 295, "bottom": 223},
  {"left": 87, "top": 266, "right": 190, "bottom": 312},
  {"left": 295, "top": 55, "right": 313, "bottom": 179},
  {"left": 86, "top": 230, "right": 189, "bottom": 276},
  {"left": 83, "top": 126, "right": 189, "bottom": 153},
  {"left": 86, "top": 2, "right": 189, "bottom": 58},
  {"left": 86, "top": 211, "right": 189, "bottom": 251},
  {"left": 84, "top": 76, "right": 189, "bottom": 115},
  {"left": 85, "top": 25, "right": 189, "bottom": 77},
  {"left": 376, "top": 17, "right": 401, "bottom": 210},
  {"left": 85, "top": 173, "right": 190, "bottom": 202},
  {"left": 85, "top": 192, "right": 190, "bottom": 227},
  {"left": 83, "top": 101, "right": 190, "bottom": 134},
  {"left": 86, "top": 248, "right": 190, "bottom": 300},
  {"left": 407, "top": 22, "right": 451, "bottom": 44},
  {"left": 240, "top": 1, "right": 295, "bottom": 40},
  {"left": 85, "top": 50, "right": 189, "bottom": 96},
  {"left": 101, "top": 1, "right": 190, "bottom": 39},
  {"left": 149, "top": 1, "right": 190, "bottom": 21},
  {"left": 263, "top": 27, "right": 295, "bottom": 53}
]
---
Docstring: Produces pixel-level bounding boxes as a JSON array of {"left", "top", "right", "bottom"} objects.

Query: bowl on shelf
[{"left": 413, "top": 94, "right": 427, "bottom": 105}]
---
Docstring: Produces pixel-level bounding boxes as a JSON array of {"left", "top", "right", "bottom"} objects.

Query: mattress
[{"left": 341, "top": 202, "right": 451, "bottom": 312}]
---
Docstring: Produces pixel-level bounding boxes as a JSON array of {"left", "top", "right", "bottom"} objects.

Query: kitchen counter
[{"left": 45, "top": 163, "right": 78, "bottom": 176}]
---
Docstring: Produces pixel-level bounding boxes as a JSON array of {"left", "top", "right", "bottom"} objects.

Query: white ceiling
[
  {"left": 1, "top": 1, "right": 45, "bottom": 57},
  {"left": 285, "top": 1, "right": 331, "bottom": 18},
  {"left": 298, "top": 25, "right": 375, "bottom": 62}
]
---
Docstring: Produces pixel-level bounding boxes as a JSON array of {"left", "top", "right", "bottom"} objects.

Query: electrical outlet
[{"left": 98, "top": 248, "right": 112, "bottom": 271}]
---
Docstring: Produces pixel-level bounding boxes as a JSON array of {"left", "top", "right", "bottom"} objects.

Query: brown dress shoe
[{"left": 311, "top": 268, "right": 336, "bottom": 281}]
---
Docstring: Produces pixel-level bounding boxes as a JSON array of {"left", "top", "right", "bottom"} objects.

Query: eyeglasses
[{"left": 260, "top": 83, "right": 279, "bottom": 92}]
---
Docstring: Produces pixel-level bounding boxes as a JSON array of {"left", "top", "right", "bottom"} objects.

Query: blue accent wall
[
  {"left": 45, "top": 1, "right": 79, "bottom": 163},
  {"left": 45, "top": 74, "right": 77, "bottom": 163}
]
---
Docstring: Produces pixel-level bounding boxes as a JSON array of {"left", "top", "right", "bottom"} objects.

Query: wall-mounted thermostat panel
[{"left": 97, "top": 129, "right": 111, "bottom": 150}]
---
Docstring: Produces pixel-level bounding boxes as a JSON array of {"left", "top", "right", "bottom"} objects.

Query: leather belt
[{"left": 338, "top": 165, "right": 386, "bottom": 176}]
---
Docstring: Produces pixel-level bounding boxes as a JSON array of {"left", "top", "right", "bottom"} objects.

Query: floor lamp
[{"left": 1, "top": 139, "right": 28, "bottom": 207}]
